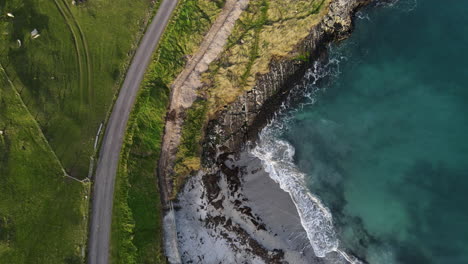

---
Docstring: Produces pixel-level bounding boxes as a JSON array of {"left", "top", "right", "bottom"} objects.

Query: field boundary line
[{"left": 0, "top": 63, "right": 84, "bottom": 183}]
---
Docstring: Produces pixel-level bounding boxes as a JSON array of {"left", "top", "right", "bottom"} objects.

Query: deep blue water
[{"left": 282, "top": 0, "right": 468, "bottom": 263}]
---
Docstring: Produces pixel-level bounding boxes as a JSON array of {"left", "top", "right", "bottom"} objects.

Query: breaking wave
[
  {"left": 251, "top": 132, "right": 338, "bottom": 257},
  {"left": 251, "top": 129, "right": 362, "bottom": 262},
  {"left": 376, "top": 0, "right": 418, "bottom": 13},
  {"left": 249, "top": 34, "right": 370, "bottom": 263},
  {"left": 249, "top": 54, "right": 358, "bottom": 260},
  {"left": 250, "top": 0, "right": 416, "bottom": 262}
]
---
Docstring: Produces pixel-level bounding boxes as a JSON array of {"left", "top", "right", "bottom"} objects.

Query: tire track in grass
[
  {"left": 61, "top": 0, "right": 93, "bottom": 105},
  {"left": 52, "top": 0, "right": 84, "bottom": 102},
  {"left": 52, "top": 0, "right": 92, "bottom": 108}
]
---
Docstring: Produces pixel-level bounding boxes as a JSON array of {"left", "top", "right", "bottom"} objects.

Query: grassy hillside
[
  {"left": 110, "top": 0, "right": 225, "bottom": 263},
  {"left": 0, "top": 0, "right": 157, "bottom": 178},
  {"left": 0, "top": 66, "right": 89, "bottom": 263},
  {"left": 172, "top": 0, "right": 331, "bottom": 187}
]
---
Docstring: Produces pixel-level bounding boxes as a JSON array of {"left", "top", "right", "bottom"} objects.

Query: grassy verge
[
  {"left": 0, "top": 0, "right": 158, "bottom": 178},
  {"left": 0, "top": 66, "right": 89, "bottom": 263},
  {"left": 110, "top": 0, "right": 224, "bottom": 263},
  {"left": 111, "top": 82, "right": 169, "bottom": 264}
]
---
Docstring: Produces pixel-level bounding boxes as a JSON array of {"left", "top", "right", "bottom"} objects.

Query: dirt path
[{"left": 158, "top": 0, "right": 250, "bottom": 206}]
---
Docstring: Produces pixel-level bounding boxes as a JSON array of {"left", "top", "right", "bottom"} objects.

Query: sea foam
[
  {"left": 249, "top": 1, "right": 417, "bottom": 261},
  {"left": 251, "top": 133, "right": 338, "bottom": 257},
  {"left": 250, "top": 93, "right": 364, "bottom": 264},
  {"left": 249, "top": 49, "right": 364, "bottom": 262}
]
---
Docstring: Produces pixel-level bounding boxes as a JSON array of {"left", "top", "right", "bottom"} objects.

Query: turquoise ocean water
[{"left": 253, "top": 0, "right": 468, "bottom": 263}]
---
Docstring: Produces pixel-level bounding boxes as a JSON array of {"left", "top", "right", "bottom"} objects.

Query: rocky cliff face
[{"left": 204, "top": 0, "right": 371, "bottom": 158}]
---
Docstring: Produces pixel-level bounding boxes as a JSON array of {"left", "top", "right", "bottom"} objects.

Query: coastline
[
  {"left": 167, "top": 0, "right": 375, "bottom": 262},
  {"left": 204, "top": 0, "right": 373, "bottom": 155}
]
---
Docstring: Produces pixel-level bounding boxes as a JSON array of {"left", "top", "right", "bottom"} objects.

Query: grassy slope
[
  {"left": 172, "top": 0, "right": 331, "bottom": 191},
  {"left": 0, "top": 0, "right": 157, "bottom": 177},
  {"left": 205, "top": 0, "right": 330, "bottom": 112},
  {"left": 0, "top": 67, "right": 89, "bottom": 263},
  {"left": 110, "top": 0, "right": 225, "bottom": 263}
]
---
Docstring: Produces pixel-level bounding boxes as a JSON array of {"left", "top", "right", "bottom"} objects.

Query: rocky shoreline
[
  {"left": 205, "top": 0, "right": 372, "bottom": 156},
  {"left": 168, "top": 0, "right": 375, "bottom": 263}
]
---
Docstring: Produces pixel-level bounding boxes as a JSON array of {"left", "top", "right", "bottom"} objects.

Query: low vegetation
[
  {"left": 110, "top": 0, "right": 225, "bottom": 263},
  {"left": 172, "top": 100, "right": 208, "bottom": 195},
  {"left": 0, "top": 66, "right": 89, "bottom": 263},
  {"left": 111, "top": 81, "right": 169, "bottom": 264}
]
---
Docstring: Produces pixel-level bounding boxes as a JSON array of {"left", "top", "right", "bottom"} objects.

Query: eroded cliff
[{"left": 205, "top": 0, "right": 371, "bottom": 156}]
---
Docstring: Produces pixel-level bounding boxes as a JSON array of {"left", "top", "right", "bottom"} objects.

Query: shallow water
[{"left": 258, "top": 0, "right": 468, "bottom": 263}]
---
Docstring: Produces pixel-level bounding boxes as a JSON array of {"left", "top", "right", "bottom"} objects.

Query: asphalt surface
[{"left": 87, "top": 1, "right": 178, "bottom": 263}]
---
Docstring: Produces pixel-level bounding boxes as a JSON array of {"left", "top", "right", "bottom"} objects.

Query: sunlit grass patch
[
  {"left": 204, "top": 0, "right": 330, "bottom": 114},
  {"left": 0, "top": 65, "right": 89, "bottom": 264},
  {"left": 0, "top": 0, "right": 158, "bottom": 178}
]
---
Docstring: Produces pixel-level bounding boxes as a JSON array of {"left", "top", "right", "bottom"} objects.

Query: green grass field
[
  {"left": 110, "top": 0, "right": 225, "bottom": 263},
  {"left": 0, "top": 66, "right": 89, "bottom": 263},
  {"left": 0, "top": 0, "right": 157, "bottom": 178},
  {"left": 1, "top": 0, "right": 161, "bottom": 262}
]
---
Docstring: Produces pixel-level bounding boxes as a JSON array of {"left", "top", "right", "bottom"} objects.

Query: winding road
[{"left": 87, "top": 1, "right": 178, "bottom": 263}]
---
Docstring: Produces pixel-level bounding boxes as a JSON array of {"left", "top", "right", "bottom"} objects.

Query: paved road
[{"left": 87, "top": 1, "right": 178, "bottom": 263}]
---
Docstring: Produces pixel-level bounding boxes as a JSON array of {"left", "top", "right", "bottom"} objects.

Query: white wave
[
  {"left": 248, "top": 32, "right": 363, "bottom": 262},
  {"left": 376, "top": 0, "right": 418, "bottom": 13},
  {"left": 247, "top": 2, "right": 417, "bottom": 261},
  {"left": 251, "top": 132, "right": 338, "bottom": 258},
  {"left": 356, "top": 11, "right": 371, "bottom": 21},
  {"left": 277, "top": 57, "right": 343, "bottom": 121}
]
